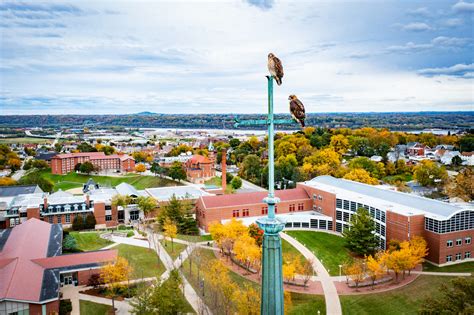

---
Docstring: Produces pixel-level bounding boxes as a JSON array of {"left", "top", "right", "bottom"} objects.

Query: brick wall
[
  {"left": 424, "top": 230, "right": 473, "bottom": 265},
  {"left": 298, "top": 184, "right": 337, "bottom": 231},
  {"left": 77, "top": 268, "right": 101, "bottom": 285}
]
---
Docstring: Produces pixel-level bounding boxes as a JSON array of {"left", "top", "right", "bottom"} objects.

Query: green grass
[
  {"left": 25, "top": 169, "right": 181, "bottom": 191},
  {"left": 340, "top": 275, "right": 455, "bottom": 315},
  {"left": 116, "top": 244, "right": 166, "bottom": 279},
  {"left": 289, "top": 293, "right": 326, "bottom": 315},
  {"left": 423, "top": 261, "right": 474, "bottom": 273},
  {"left": 282, "top": 239, "right": 308, "bottom": 266},
  {"left": 69, "top": 231, "right": 112, "bottom": 251},
  {"left": 161, "top": 239, "right": 187, "bottom": 261},
  {"left": 79, "top": 300, "right": 111, "bottom": 315},
  {"left": 285, "top": 231, "right": 352, "bottom": 276},
  {"left": 383, "top": 173, "right": 413, "bottom": 183},
  {"left": 0, "top": 137, "right": 53, "bottom": 144},
  {"left": 204, "top": 176, "right": 222, "bottom": 187},
  {"left": 175, "top": 234, "right": 213, "bottom": 242}
]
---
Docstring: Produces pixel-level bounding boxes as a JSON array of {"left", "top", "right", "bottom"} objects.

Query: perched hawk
[
  {"left": 289, "top": 95, "right": 306, "bottom": 127},
  {"left": 267, "top": 53, "right": 283, "bottom": 85}
]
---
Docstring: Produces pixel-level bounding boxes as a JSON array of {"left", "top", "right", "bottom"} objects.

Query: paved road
[{"left": 281, "top": 232, "right": 342, "bottom": 315}]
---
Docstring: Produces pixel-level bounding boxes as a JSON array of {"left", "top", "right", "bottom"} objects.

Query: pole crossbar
[{"left": 233, "top": 118, "right": 296, "bottom": 128}]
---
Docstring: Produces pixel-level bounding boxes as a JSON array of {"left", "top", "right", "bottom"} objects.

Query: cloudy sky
[{"left": 0, "top": 0, "right": 473, "bottom": 114}]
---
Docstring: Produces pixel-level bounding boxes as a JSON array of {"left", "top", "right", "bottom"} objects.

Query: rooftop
[
  {"left": 145, "top": 186, "right": 212, "bottom": 202},
  {"left": 0, "top": 185, "right": 42, "bottom": 197},
  {"left": 303, "top": 176, "right": 472, "bottom": 220},
  {"left": 201, "top": 188, "right": 309, "bottom": 209},
  {"left": 0, "top": 219, "right": 116, "bottom": 303}
]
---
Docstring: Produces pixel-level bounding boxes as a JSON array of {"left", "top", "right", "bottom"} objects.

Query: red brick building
[
  {"left": 0, "top": 219, "right": 116, "bottom": 314},
  {"left": 196, "top": 176, "right": 473, "bottom": 266},
  {"left": 51, "top": 152, "right": 135, "bottom": 175},
  {"left": 185, "top": 155, "right": 215, "bottom": 184}
]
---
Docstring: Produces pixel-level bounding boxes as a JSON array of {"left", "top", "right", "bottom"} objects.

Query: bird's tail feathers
[
  {"left": 300, "top": 120, "right": 305, "bottom": 128},
  {"left": 275, "top": 76, "right": 282, "bottom": 85}
]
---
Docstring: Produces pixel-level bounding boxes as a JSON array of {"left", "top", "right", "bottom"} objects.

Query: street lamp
[
  {"left": 339, "top": 264, "right": 342, "bottom": 282},
  {"left": 234, "top": 75, "right": 296, "bottom": 315}
]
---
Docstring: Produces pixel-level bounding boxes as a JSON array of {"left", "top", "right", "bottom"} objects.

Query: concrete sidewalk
[{"left": 281, "top": 232, "right": 342, "bottom": 315}]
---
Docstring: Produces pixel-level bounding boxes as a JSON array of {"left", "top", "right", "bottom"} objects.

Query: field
[
  {"left": 340, "top": 275, "right": 456, "bottom": 314},
  {"left": 25, "top": 169, "right": 181, "bottom": 191},
  {"left": 282, "top": 238, "right": 308, "bottom": 266},
  {"left": 0, "top": 137, "right": 53, "bottom": 144},
  {"left": 69, "top": 231, "right": 112, "bottom": 251},
  {"left": 290, "top": 293, "right": 326, "bottom": 315},
  {"left": 423, "top": 261, "right": 474, "bottom": 273},
  {"left": 285, "top": 231, "right": 353, "bottom": 276},
  {"left": 79, "top": 300, "right": 111, "bottom": 315},
  {"left": 116, "top": 244, "right": 166, "bottom": 279}
]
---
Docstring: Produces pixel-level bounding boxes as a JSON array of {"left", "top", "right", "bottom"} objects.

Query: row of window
[
  {"left": 312, "top": 194, "right": 323, "bottom": 201},
  {"left": 336, "top": 199, "right": 386, "bottom": 223},
  {"left": 285, "top": 219, "right": 333, "bottom": 230},
  {"left": 232, "top": 209, "right": 250, "bottom": 217},
  {"left": 425, "top": 211, "right": 474, "bottom": 234},
  {"left": 447, "top": 237, "right": 471, "bottom": 247},
  {"left": 336, "top": 210, "right": 386, "bottom": 237},
  {"left": 446, "top": 252, "right": 471, "bottom": 262},
  {"left": 289, "top": 203, "right": 305, "bottom": 212}
]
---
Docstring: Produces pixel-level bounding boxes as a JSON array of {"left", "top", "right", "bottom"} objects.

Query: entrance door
[{"left": 64, "top": 275, "right": 73, "bottom": 285}]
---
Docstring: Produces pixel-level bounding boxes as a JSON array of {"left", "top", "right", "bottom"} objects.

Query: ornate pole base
[{"left": 257, "top": 217, "right": 286, "bottom": 315}]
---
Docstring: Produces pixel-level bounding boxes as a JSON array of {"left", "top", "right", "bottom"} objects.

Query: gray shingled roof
[{"left": 0, "top": 185, "right": 42, "bottom": 197}]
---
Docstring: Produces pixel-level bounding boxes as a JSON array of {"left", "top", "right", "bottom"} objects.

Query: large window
[
  {"left": 232, "top": 210, "right": 240, "bottom": 218},
  {"left": 465, "top": 252, "right": 471, "bottom": 259},
  {"left": 336, "top": 199, "right": 342, "bottom": 208},
  {"left": 446, "top": 255, "right": 452, "bottom": 262},
  {"left": 466, "top": 237, "right": 471, "bottom": 245},
  {"left": 65, "top": 214, "right": 71, "bottom": 224},
  {"left": 105, "top": 215, "right": 112, "bottom": 221},
  {"left": 129, "top": 210, "right": 139, "bottom": 221},
  {"left": 447, "top": 240, "right": 453, "bottom": 247},
  {"left": 242, "top": 209, "right": 249, "bottom": 217},
  {"left": 425, "top": 211, "right": 474, "bottom": 234}
]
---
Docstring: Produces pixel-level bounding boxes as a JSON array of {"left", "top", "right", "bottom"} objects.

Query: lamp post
[
  {"left": 234, "top": 76, "right": 296, "bottom": 315},
  {"left": 339, "top": 264, "right": 342, "bottom": 282}
]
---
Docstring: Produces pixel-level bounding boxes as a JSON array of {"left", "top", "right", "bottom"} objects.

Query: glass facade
[
  {"left": 336, "top": 198, "right": 386, "bottom": 249},
  {"left": 425, "top": 210, "right": 474, "bottom": 234}
]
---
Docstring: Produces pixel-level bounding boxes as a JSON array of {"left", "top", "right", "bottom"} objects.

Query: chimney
[
  {"left": 221, "top": 149, "right": 227, "bottom": 193},
  {"left": 85, "top": 194, "right": 90, "bottom": 208}
]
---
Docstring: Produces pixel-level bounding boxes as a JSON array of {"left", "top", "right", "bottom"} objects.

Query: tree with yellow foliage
[
  {"left": 366, "top": 254, "right": 384, "bottom": 289},
  {"left": 232, "top": 283, "right": 260, "bottom": 315},
  {"left": 298, "top": 258, "right": 315, "bottom": 287},
  {"left": 163, "top": 218, "right": 178, "bottom": 252},
  {"left": 282, "top": 253, "right": 302, "bottom": 284},
  {"left": 233, "top": 234, "right": 261, "bottom": 272},
  {"left": 203, "top": 260, "right": 238, "bottom": 314},
  {"left": 135, "top": 163, "right": 146, "bottom": 173},
  {"left": 0, "top": 177, "right": 17, "bottom": 186},
  {"left": 209, "top": 219, "right": 248, "bottom": 260},
  {"left": 343, "top": 168, "right": 379, "bottom": 185},
  {"left": 346, "top": 259, "right": 365, "bottom": 290},
  {"left": 302, "top": 147, "right": 341, "bottom": 178},
  {"left": 330, "top": 134, "right": 350, "bottom": 155},
  {"left": 101, "top": 257, "right": 133, "bottom": 313}
]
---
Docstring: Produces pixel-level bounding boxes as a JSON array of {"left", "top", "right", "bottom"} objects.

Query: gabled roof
[
  {"left": 201, "top": 188, "right": 309, "bottom": 209},
  {"left": 116, "top": 182, "right": 139, "bottom": 197},
  {"left": 47, "top": 190, "right": 85, "bottom": 205},
  {"left": 0, "top": 219, "right": 117, "bottom": 303}
]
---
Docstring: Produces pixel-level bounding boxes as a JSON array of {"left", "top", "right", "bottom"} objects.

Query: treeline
[{"left": 0, "top": 112, "right": 472, "bottom": 130}]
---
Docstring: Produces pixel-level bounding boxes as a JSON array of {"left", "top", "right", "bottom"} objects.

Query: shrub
[
  {"left": 87, "top": 273, "right": 103, "bottom": 288},
  {"left": 85, "top": 214, "right": 96, "bottom": 229},
  {"left": 72, "top": 215, "right": 84, "bottom": 231},
  {"left": 59, "top": 299, "right": 72, "bottom": 315}
]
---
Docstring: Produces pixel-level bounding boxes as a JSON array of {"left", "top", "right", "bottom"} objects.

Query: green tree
[
  {"left": 18, "top": 170, "right": 53, "bottom": 192},
  {"left": 230, "top": 176, "right": 242, "bottom": 190},
  {"left": 85, "top": 214, "right": 96, "bottom": 229},
  {"left": 150, "top": 162, "right": 165, "bottom": 177},
  {"left": 348, "top": 157, "right": 385, "bottom": 179},
  {"left": 168, "top": 161, "right": 186, "bottom": 182},
  {"left": 72, "top": 215, "right": 84, "bottom": 231},
  {"left": 136, "top": 196, "right": 157, "bottom": 221},
  {"left": 459, "top": 135, "right": 474, "bottom": 152},
  {"left": 451, "top": 155, "right": 462, "bottom": 166},
  {"left": 62, "top": 234, "right": 78, "bottom": 252},
  {"left": 131, "top": 269, "right": 186, "bottom": 315},
  {"left": 343, "top": 207, "right": 378, "bottom": 256},
  {"left": 79, "top": 161, "right": 95, "bottom": 174},
  {"left": 54, "top": 143, "right": 63, "bottom": 153},
  {"left": 159, "top": 194, "right": 197, "bottom": 235},
  {"left": 239, "top": 154, "right": 261, "bottom": 183},
  {"left": 413, "top": 160, "right": 448, "bottom": 187},
  {"left": 77, "top": 142, "right": 97, "bottom": 152},
  {"left": 419, "top": 277, "right": 474, "bottom": 314}
]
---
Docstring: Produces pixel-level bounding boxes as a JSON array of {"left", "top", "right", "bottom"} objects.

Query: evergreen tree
[
  {"left": 72, "top": 215, "right": 84, "bottom": 231},
  {"left": 342, "top": 207, "right": 378, "bottom": 256},
  {"left": 85, "top": 214, "right": 96, "bottom": 229}
]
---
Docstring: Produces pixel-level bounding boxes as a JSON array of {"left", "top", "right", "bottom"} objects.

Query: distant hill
[
  {"left": 0, "top": 112, "right": 472, "bottom": 131},
  {"left": 135, "top": 111, "right": 157, "bottom": 116}
]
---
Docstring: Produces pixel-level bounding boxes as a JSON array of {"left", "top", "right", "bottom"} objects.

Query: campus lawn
[
  {"left": 282, "top": 239, "right": 308, "bottom": 266},
  {"left": 116, "top": 244, "right": 166, "bottom": 279},
  {"left": 175, "top": 234, "right": 213, "bottom": 242},
  {"left": 340, "top": 275, "right": 455, "bottom": 315},
  {"left": 289, "top": 293, "right": 326, "bottom": 315},
  {"left": 69, "top": 231, "right": 112, "bottom": 251},
  {"left": 161, "top": 239, "right": 188, "bottom": 261},
  {"left": 79, "top": 300, "right": 111, "bottom": 315},
  {"left": 423, "top": 261, "right": 474, "bottom": 273},
  {"left": 0, "top": 137, "right": 52, "bottom": 144},
  {"left": 285, "top": 231, "right": 352, "bottom": 276},
  {"left": 26, "top": 169, "right": 181, "bottom": 191}
]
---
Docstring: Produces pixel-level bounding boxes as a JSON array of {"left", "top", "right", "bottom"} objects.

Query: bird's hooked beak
[{"left": 288, "top": 96, "right": 292, "bottom": 100}]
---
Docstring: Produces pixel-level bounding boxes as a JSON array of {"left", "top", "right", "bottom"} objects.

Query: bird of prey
[
  {"left": 288, "top": 95, "right": 306, "bottom": 127},
  {"left": 267, "top": 53, "right": 284, "bottom": 85}
]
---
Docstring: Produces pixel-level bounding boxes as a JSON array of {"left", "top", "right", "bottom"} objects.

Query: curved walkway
[{"left": 281, "top": 232, "right": 342, "bottom": 315}]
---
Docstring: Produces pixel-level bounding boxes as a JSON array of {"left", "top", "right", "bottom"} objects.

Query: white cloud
[
  {"left": 452, "top": 1, "right": 474, "bottom": 13},
  {"left": 444, "top": 18, "right": 464, "bottom": 27},
  {"left": 401, "top": 22, "right": 433, "bottom": 32},
  {"left": 417, "top": 63, "right": 474, "bottom": 77}
]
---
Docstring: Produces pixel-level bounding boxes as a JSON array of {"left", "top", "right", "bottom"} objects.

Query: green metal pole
[{"left": 258, "top": 76, "right": 285, "bottom": 315}]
